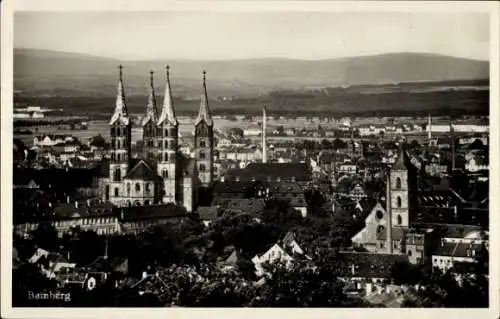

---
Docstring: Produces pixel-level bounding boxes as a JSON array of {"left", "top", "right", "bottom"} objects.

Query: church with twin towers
[{"left": 100, "top": 65, "right": 214, "bottom": 212}]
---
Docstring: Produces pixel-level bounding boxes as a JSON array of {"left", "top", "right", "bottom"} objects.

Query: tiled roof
[
  {"left": 337, "top": 252, "right": 409, "bottom": 279},
  {"left": 213, "top": 198, "right": 266, "bottom": 215},
  {"left": 356, "top": 197, "right": 379, "bottom": 213},
  {"left": 196, "top": 206, "right": 219, "bottom": 221},
  {"left": 225, "top": 163, "right": 312, "bottom": 182},
  {"left": 433, "top": 242, "right": 484, "bottom": 258},
  {"left": 417, "top": 190, "right": 463, "bottom": 207},
  {"left": 53, "top": 202, "right": 116, "bottom": 220},
  {"left": 376, "top": 227, "right": 408, "bottom": 241},
  {"left": 13, "top": 167, "right": 98, "bottom": 188},
  {"left": 414, "top": 206, "right": 488, "bottom": 226},
  {"left": 85, "top": 256, "right": 128, "bottom": 273},
  {"left": 118, "top": 203, "right": 188, "bottom": 221},
  {"left": 212, "top": 181, "right": 257, "bottom": 196},
  {"left": 124, "top": 159, "right": 161, "bottom": 181},
  {"left": 266, "top": 182, "right": 303, "bottom": 195},
  {"left": 431, "top": 224, "right": 485, "bottom": 239}
]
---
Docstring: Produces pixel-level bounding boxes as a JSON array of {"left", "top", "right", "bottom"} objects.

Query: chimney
[
  {"left": 351, "top": 264, "right": 356, "bottom": 275},
  {"left": 262, "top": 105, "right": 267, "bottom": 163},
  {"left": 454, "top": 206, "right": 458, "bottom": 220},
  {"left": 386, "top": 166, "right": 393, "bottom": 254},
  {"left": 104, "top": 237, "right": 108, "bottom": 259},
  {"left": 142, "top": 271, "right": 147, "bottom": 279},
  {"left": 67, "top": 195, "right": 70, "bottom": 204},
  {"left": 428, "top": 113, "right": 432, "bottom": 146},
  {"left": 75, "top": 201, "right": 79, "bottom": 208}
]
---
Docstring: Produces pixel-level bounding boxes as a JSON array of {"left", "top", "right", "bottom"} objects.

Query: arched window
[
  {"left": 396, "top": 177, "right": 402, "bottom": 189},
  {"left": 135, "top": 201, "right": 141, "bottom": 206},
  {"left": 164, "top": 129, "right": 168, "bottom": 137},
  {"left": 397, "top": 196, "right": 402, "bottom": 208},
  {"left": 163, "top": 170, "right": 168, "bottom": 178},
  {"left": 199, "top": 140, "right": 206, "bottom": 148},
  {"left": 105, "top": 185, "right": 110, "bottom": 200},
  {"left": 111, "top": 153, "right": 115, "bottom": 161},
  {"left": 165, "top": 140, "right": 169, "bottom": 149},
  {"left": 199, "top": 151, "right": 205, "bottom": 159},
  {"left": 199, "top": 164, "right": 206, "bottom": 172},
  {"left": 144, "top": 200, "right": 150, "bottom": 206},
  {"left": 127, "top": 201, "right": 131, "bottom": 207},
  {"left": 397, "top": 215, "right": 402, "bottom": 225},
  {"left": 114, "top": 187, "right": 119, "bottom": 197},
  {"left": 116, "top": 140, "right": 121, "bottom": 149},
  {"left": 111, "top": 140, "right": 116, "bottom": 148},
  {"left": 163, "top": 153, "right": 168, "bottom": 162},
  {"left": 135, "top": 183, "right": 140, "bottom": 192},
  {"left": 114, "top": 168, "right": 121, "bottom": 181}
]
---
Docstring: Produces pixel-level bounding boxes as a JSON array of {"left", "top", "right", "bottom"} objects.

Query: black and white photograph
[{"left": 1, "top": 0, "right": 498, "bottom": 316}]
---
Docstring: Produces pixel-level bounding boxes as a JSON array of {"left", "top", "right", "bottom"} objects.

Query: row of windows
[
  {"left": 111, "top": 139, "right": 128, "bottom": 149},
  {"left": 54, "top": 217, "right": 115, "bottom": 227},
  {"left": 110, "top": 127, "right": 129, "bottom": 137},
  {"left": 143, "top": 128, "right": 178, "bottom": 137},
  {"left": 111, "top": 153, "right": 127, "bottom": 162}
]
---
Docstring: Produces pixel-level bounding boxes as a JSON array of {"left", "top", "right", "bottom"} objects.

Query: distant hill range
[{"left": 14, "top": 48, "right": 489, "bottom": 98}]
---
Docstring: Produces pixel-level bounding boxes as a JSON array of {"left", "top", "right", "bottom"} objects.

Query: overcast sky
[{"left": 14, "top": 11, "right": 489, "bottom": 61}]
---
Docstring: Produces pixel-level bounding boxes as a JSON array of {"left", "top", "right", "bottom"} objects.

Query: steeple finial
[
  {"left": 195, "top": 69, "right": 213, "bottom": 127},
  {"left": 110, "top": 64, "right": 130, "bottom": 125},
  {"left": 157, "top": 65, "right": 178, "bottom": 126}
]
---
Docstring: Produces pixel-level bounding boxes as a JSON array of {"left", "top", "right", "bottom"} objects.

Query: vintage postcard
[{"left": 1, "top": 0, "right": 498, "bottom": 318}]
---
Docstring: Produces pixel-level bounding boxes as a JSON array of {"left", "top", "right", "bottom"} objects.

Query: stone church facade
[{"left": 100, "top": 65, "right": 214, "bottom": 212}]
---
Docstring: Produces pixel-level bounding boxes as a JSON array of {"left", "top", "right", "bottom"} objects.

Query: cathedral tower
[
  {"left": 194, "top": 70, "right": 214, "bottom": 187},
  {"left": 142, "top": 70, "right": 158, "bottom": 162},
  {"left": 156, "top": 65, "right": 178, "bottom": 204},
  {"left": 388, "top": 147, "right": 417, "bottom": 228},
  {"left": 108, "top": 65, "right": 132, "bottom": 205}
]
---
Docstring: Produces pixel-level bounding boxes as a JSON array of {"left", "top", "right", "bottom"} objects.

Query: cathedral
[{"left": 100, "top": 65, "right": 214, "bottom": 212}]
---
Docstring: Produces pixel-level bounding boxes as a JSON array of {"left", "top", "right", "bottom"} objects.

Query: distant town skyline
[{"left": 14, "top": 11, "right": 489, "bottom": 61}]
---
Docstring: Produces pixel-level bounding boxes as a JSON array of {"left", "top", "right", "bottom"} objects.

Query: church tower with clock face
[{"left": 194, "top": 70, "right": 214, "bottom": 188}]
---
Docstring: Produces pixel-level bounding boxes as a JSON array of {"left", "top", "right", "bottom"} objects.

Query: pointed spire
[
  {"left": 110, "top": 64, "right": 130, "bottom": 125},
  {"left": 393, "top": 144, "right": 411, "bottom": 170},
  {"left": 142, "top": 70, "right": 158, "bottom": 126},
  {"left": 157, "top": 65, "right": 178, "bottom": 126},
  {"left": 195, "top": 70, "right": 213, "bottom": 126}
]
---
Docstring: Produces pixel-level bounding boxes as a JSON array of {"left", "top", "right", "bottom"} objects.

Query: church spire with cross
[
  {"left": 110, "top": 64, "right": 130, "bottom": 125},
  {"left": 142, "top": 70, "right": 158, "bottom": 126},
  {"left": 195, "top": 70, "right": 213, "bottom": 127},
  {"left": 157, "top": 65, "right": 178, "bottom": 126}
]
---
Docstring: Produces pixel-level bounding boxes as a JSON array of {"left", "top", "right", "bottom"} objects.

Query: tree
[
  {"left": 89, "top": 134, "right": 106, "bottom": 148},
  {"left": 30, "top": 223, "right": 59, "bottom": 251},
  {"left": 249, "top": 261, "right": 366, "bottom": 307},
  {"left": 332, "top": 138, "right": 348, "bottom": 150}
]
